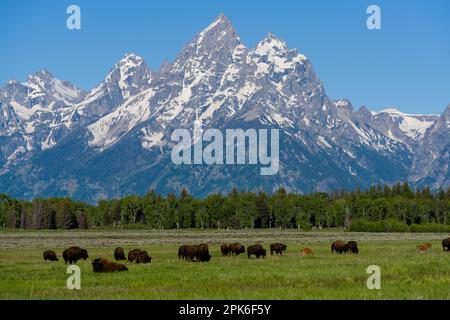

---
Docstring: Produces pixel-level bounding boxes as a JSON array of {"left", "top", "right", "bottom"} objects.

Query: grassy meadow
[{"left": 0, "top": 229, "right": 449, "bottom": 300}]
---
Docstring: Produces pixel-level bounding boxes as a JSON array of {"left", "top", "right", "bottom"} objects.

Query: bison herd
[
  {"left": 42, "top": 237, "right": 450, "bottom": 273},
  {"left": 42, "top": 246, "right": 152, "bottom": 273},
  {"left": 331, "top": 240, "right": 359, "bottom": 254},
  {"left": 178, "top": 244, "right": 211, "bottom": 262}
]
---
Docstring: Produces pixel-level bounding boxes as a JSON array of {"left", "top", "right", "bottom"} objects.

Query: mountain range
[{"left": 1, "top": 14, "right": 449, "bottom": 203}]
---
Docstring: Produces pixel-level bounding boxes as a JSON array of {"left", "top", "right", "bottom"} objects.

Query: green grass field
[{"left": 0, "top": 230, "right": 449, "bottom": 300}]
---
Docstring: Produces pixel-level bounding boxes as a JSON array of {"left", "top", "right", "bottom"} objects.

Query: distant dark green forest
[{"left": 1, "top": 183, "right": 450, "bottom": 232}]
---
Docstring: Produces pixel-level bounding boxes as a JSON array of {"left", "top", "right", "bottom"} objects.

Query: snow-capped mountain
[
  {"left": 410, "top": 105, "right": 450, "bottom": 188},
  {"left": 0, "top": 70, "right": 86, "bottom": 166},
  {"left": 367, "top": 108, "right": 438, "bottom": 147},
  {"left": 0, "top": 14, "right": 448, "bottom": 202}
]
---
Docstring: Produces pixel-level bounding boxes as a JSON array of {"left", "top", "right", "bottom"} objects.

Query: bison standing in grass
[
  {"left": 442, "top": 238, "right": 450, "bottom": 251},
  {"left": 136, "top": 250, "right": 152, "bottom": 264},
  {"left": 43, "top": 250, "right": 58, "bottom": 262},
  {"left": 220, "top": 244, "right": 230, "bottom": 256},
  {"left": 247, "top": 245, "right": 266, "bottom": 259},
  {"left": 92, "top": 258, "right": 128, "bottom": 273},
  {"left": 228, "top": 243, "right": 245, "bottom": 256},
  {"left": 270, "top": 243, "right": 287, "bottom": 255},
  {"left": 331, "top": 240, "right": 348, "bottom": 254},
  {"left": 197, "top": 244, "right": 211, "bottom": 262},
  {"left": 128, "top": 249, "right": 151, "bottom": 264},
  {"left": 114, "top": 247, "right": 126, "bottom": 261},
  {"left": 178, "top": 244, "right": 211, "bottom": 262},
  {"left": 178, "top": 245, "right": 198, "bottom": 262},
  {"left": 63, "top": 246, "right": 89, "bottom": 264},
  {"left": 345, "top": 241, "right": 359, "bottom": 254}
]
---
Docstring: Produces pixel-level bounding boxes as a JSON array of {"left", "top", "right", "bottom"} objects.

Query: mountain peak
[
  {"left": 255, "top": 33, "right": 288, "bottom": 56},
  {"left": 121, "top": 52, "right": 144, "bottom": 63},
  {"left": 335, "top": 99, "right": 354, "bottom": 111},
  {"left": 195, "top": 13, "right": 239, "bottom": 45},
  {"left": 264, "top": 32, "right": 283, "bottom": 42},
  {"left": 207, "top": 13, "right": 233, "bottom": 31},
  {"left": 175, "top": 13, "right": 240, "bottom": 65},
  {"left": 216, "top": 13, "right": 230, "bottom": 24},
  {"left": 379, "top": 108, "right": 403, "bottom": 115},
  {"left": 103, "top": 53, "right": 151, "bottom": 99},
  {"left": 442, "top": 104, "right": 450, "bottom": 122},
  {"left": 28, "top": 69, "right": 54, "bottom": 83}
]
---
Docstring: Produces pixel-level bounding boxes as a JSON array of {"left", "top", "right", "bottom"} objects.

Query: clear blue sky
[{"left": 0, "top": 0, "right": 449, "bottom": 114}]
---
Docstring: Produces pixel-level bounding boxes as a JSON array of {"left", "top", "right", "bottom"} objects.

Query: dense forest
[{"left": 1, "top": 183, "right": 450, "bottom": 232}]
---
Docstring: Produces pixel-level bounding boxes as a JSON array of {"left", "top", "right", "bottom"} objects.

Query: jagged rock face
[
  {"left": 0, "top": 14, "right": 448, "bottom": 202},
  {"left": 410, "top": 105, "right": 450, "bottom": 188}
]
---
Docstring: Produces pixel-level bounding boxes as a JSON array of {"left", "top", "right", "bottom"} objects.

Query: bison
[
  {"left": 270, "top": 243, "right": 287, "bottom": 255},
  {"left": 197, "top": 243, "right": 211, "bottom": 262},
  {"left": 92, "top": 258, "right": 128, "bottom": 273},
  {"left": 228, "top": 243, "right": 245, "bottom": 256},
  {"left": 416, "top": 244, "right": 429, "bottom": 253},
  {"left": 178, "top": 245, "right": 198, "bottom": 262},
  {"left": 128, "top": 249, "right": 151, "bottom": 264},
  {"left": 331, "top": 240, "right": 348, "bottom": 254},
  {"left": 63, "top": 246, "right": 89, "bottom": 264},
  {"left": 345, "top": 241, "right": 359, "bottom": 254},
  {"left": 43, "top": 250, "right": 58, "bottom": 262},
  {"left": 247, "top": 244, "right": 266, "bottom": 259},
  {"left": 220, "top": 244, "right": 230, "bottom": 256},
  {"left": 114, "top": 247, "right": 126, "bottom": 261},
  {"left": 302, "top": 248, "right": 313, "bottom": 256},
  {"left": 136, "top": 250, "right": 152, "bottom": 264},
  {"left": 416, "top": 243, "right": 432, "bottom": 252},
  {"left": 442, "top": 238, "right": 450, "bottom": 251}
]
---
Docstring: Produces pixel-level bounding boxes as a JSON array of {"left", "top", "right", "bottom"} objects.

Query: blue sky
[{"left": 0, "top": 0, "right": 449, "bottom": 114}]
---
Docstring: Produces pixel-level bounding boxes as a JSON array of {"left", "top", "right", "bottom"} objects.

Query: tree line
[{"left": 1, "top": 183, "right": 450, "bottom": 231}]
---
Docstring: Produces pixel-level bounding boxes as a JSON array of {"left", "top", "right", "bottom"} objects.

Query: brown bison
[
  {"left": 92, "top": 258, "right": 128, "bottom": 273},
  {"left": 416, "top": 243, "right": 432, "bottom": 252},
  {"left": 331, "top": 240, "right": 348, "bottom": 254},
  {"left": 114, "top": 247, "right": 126, "bottom": 261},
  {"left": 43, "top": 250, "right": 58, "bottom": 262},
  {"left": 63, "top": 246, "right": 89, "bottom": 264},
  {"left": 128, "top": 249, "right": 141, "bottom": 262},
  {"left": 197, "top": 243, "right": 211, "bottom": 262},
  {"left": 270, "top": 243, "right": 287, "bottom": 255},
  {"left": 228, "top": 243, "right": 245, "bottom": 256},
  {"left": 128, "top": 249, "right": 151, "bottom": 264},
  {"left": 442, "top": 238, "right": 450, "bottom": 251},
  {"left": 416, "top": 244, "right": 429, "bottom": 253},
  {"left": 178, "top": 245, "right": 198, "bottom": 262},
  {"left": 302, "top": 248, "right": 313, "bottom": 256},
  {"left": 345, "top": 241, "right": 359, "bottom": 254},
  {"left": 247, "top": 244, "right": 266, "bottom": 259},
  {"left": 220, "top": 244, "right": 230, "bottom": 256},
  {"left": 136, "top": 250, "right": 151, "bottom": 263}
]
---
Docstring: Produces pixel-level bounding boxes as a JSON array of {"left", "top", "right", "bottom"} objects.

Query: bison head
[
  {"left": 138, "top": 251, "right": 151, "bottom": 264},
  {"left": 80, "top": 249, "right": 89, "bottom": 260},
  {"left": 92, "top": 258, "right": 103, "bottom": 272}
]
